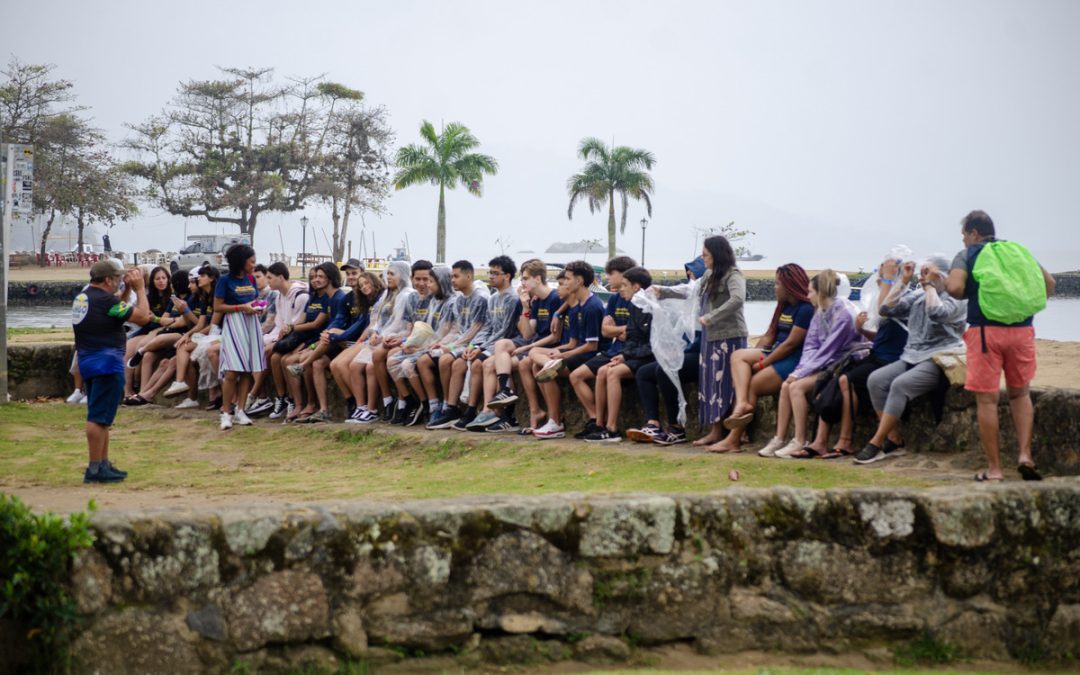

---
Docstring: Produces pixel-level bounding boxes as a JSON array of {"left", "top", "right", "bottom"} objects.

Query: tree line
[{"left": 2, "top": 57, "right": 675, "bottom": 266}]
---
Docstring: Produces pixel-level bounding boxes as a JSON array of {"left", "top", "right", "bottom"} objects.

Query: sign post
[{"left": 0, "top": 143, "right": 34, "bottom": 404}]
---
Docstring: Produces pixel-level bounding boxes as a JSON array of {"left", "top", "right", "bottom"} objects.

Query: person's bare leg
[
  {"left": 468, "top": 359, "right": 486, "bottom": 408},
  {"left": 418, "top": 354, "right": 439, "bottom": 401},
  {"left": 86, "top": 422, "right": 108, "bottom": 462},
  {"left": 775, "top": 379, "right": 794, "bottom": 441},
  {"left": 729, "top": 349, "right": 763, "bottom": 417},
  {"left": 236, "top": 374, "right": 252, "bottom": 415},
  {"left": 519, "top": 357, "right": 544, "bottom": 428},
  {"left": 1007, "top": 385, "right": 1034, "bottom": 468},
  {"left": 807, "top": 418, "right": 832, "bottom": 453},
  {"left": 605, "top": 365, "right": 632, "bottom": 431},
  {"left": 493, "top": 340, "right": 515, "bottom": 382},
  {"left": 869, "top": 413, "right": 903, "bottom": 448},
  {"left": 123, "top": 335, "right": 148, "bottom": 397},
  {"left": 569, "top": 365, "right": 598, "bottom": 420},
  {"left": 138, "top": 352, "right": 161, "bottom": 393},
  {"left": 221, "top": 371, "right": 238, "bottom": 414},
  {"left": 479, "top": 358, "right": 496, "bottom": 411},
  {"left": 270, "top": 351, "right": 288, "bottom": 398},
  {"left": 975, "top": 391, "right": 1004, "bottom": 480},
  {"left": 594, "top": 364, "right": 610, "bottom": 429},
  {"left": 540, "top": 378, "right": 562, "bottom": 426},
  {"left": 835, "top": 375, "right": 855, "bottom": 453},
  {"left": 285, "top": 352, "right": 305, "bottom": 407},
  {"left": 789, "top": 376, "right": 816, "bottom": 444},
  {"left": 142, "top": 358, "right": 177, "bottom": 399},
  {"left": 299, "top": 366, "right": 317, "bottom": 415},
  {"left": 365, "top": 363, "right": 380, "bottom": 412},
  {"left": 373, "top": 346, "right": 392, "bottom": 400},
  {"left": 408, "top": 373, "right": 427, "bottom": 402},
  {"left": 438, "top": 353, "right": 456, "bottom": 400},
  {"left": 313, "top": 357, "right": 331, "bottom": 412},
  {"left": 348, "top": 360, "right": 367, "bottom": 407},
  {"left": 447, "top": 358, "right": 468, "bottom": 406}
]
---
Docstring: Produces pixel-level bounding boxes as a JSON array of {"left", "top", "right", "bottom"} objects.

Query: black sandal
[
  {"left": 791, "top": 445, "right": 824, "bottom": 459},
  {"left": 204, "top": 396, "right": 222, "bottom": 411},
  {"left": 974, "top": 470, "right": 1003, "bottom": 482},
  {"left": 1018, "top": 463, "right": 1043, "bottom": 481}
]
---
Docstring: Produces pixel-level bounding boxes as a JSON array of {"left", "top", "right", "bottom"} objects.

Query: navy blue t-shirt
[
  {"left": 304, "top": 291, "right": 330, "bottom": 324},
  {"left": 951, "top": 241, "right": 1034, "bottom": 328},
  {"left": 870, "top": 318, "right": 907, "bottom": 363},
  {"left": 571, "top": 293, "right": 610, "bottom": 351},
  {"left": 604, "top": 294, "right": 633, "bottom": 356},
  {"left": 530, "top": 291, "right": 564, "bottom": 339},
  {"left": 773, "top": 301, "right": 814, "bottom": 347},
  {"left": 325, "top": 288, "right": 349, "bottom": 330},
  {"left": 215, "top": 274, "right": 258, "bottom": 306},
  {"left": 73, "top": 286, "right": 134, "bottom": 378}
]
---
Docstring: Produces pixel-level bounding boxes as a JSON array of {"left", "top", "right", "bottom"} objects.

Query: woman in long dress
[{"left": 214, "top": 244, "right": 266, "bottom": 430}]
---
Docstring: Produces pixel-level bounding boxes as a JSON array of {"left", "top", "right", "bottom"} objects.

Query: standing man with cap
[{"left": 72, "top": 259, "right": 152, "bottom": 483}]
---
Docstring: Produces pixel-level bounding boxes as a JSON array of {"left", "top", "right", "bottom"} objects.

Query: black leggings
[{"left": 635, "top": 351, "right": 699, "bottom": 427}]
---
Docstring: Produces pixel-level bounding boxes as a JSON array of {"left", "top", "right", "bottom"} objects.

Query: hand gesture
[
  {"left": 900, "top": 261, "right": 916, "bottom": 285},
  {"left": 170, "top": 296, "right": 189, "bottom": 314},
  {"left": 281, "top": 324, "right": 294, "bottom": 336},
  {"left": 610, "top": 354, "right": 625, "bottom": 366},
  {"left": 856, "top": 311, "right": 869, "bottom": 331},
  {"left": 239, "top": 303, "right": 258, "bottom": 316},
  {"left": 124, "top": 268, "right": 144, "bottom": 291}
]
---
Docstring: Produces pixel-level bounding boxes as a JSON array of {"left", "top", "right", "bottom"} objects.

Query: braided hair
[{"left": 762, "top": 263, "right": 811, "bottom": 345}]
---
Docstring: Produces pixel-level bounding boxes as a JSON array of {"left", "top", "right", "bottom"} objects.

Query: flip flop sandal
[
  {"left": 517, "top": 428, "right": 535, "bottom": 436},
  {"left": 974, "top": 470, "right": 1003, "bottom": 482},
  {"left": 723, "top": 413, "right": 754, "bottom": 431},
  {"left": 1018, "top": 463, "right": 1043, "bottom": 481},
  {"left": 129, "top": 395, "right": 150, "bottom": 406},
  {"left": 791, "top": 446, "right": 823, "bottom": 459},
  {"left": 705, "top": 444, "right": 737, "bottom": 454},
  {"left": 817, "top": 448, "right": 846, "bottom": 460}
]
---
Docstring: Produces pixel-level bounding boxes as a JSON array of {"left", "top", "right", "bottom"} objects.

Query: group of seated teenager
[{"left": 68, "top": 237, "right": 973, "bottom": 464}]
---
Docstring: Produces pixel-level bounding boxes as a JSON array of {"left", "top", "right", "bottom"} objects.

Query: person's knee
[{"left": 1006, "top": 385, "right": 1029, "bottom": 401}]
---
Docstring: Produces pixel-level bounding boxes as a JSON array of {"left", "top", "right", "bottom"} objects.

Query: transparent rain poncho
[
  {"left": 632, "top": 281, "right": 704, "bottom": 426},
  {"left": 860, "top": 244, "right": 915, "bottom": 332}
]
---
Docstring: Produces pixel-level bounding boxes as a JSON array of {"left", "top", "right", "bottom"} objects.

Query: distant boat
[{"left": 737, "top": 252, "right": 765, "bottom": 261}]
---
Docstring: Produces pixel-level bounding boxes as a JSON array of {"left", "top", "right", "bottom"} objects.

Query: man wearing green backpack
[{"left": 947, "top": 210, "right": 1056, "bottom": 482}]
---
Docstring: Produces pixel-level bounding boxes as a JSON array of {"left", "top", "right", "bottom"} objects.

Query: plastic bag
[
  {"left": 861, "top": 244, "right": 915, "bottom": 331},
  {"left": 633, "top": 282, "right": 700, "bottom": 426}
]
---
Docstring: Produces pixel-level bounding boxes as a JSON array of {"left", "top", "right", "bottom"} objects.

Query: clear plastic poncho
[
  {"left": 631, "top": 281, "right": 703, "bottom": 426},
  {"left": 860, "top": 244, "right": 915, "bottom": 332}
]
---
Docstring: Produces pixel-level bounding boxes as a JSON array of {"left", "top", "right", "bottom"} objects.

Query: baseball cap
[
  {"left": 90, "top": 258, "right": 125, "bottom": 280},
  {"left": 340, "top": 258, "right": 364, "bottom": 271},
  {"left": 188, "top": 268, "right": 201, "bottom": 281}
]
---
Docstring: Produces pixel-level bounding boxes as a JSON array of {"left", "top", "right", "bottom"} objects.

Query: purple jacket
[{"left": 792, "top": 299, "right": 867, "bottom": 379}]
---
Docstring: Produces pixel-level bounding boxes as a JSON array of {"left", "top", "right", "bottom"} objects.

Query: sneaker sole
[
  {"left": 854, "top": 453, "right": 887, "bottom": 465},
  {"left": 584, "top": 437, "right": 622, "bottom": 443},
  {"left": 655, "top": 438, "right": 688, "bottom": 446},
  {"left": 626, "top": 429, "right": 658, "bottom": 443},
  {"left": 84, "top": 476, "right": 125, "bottom": 484},
  {"left": 426, "top": 419, "right": 458, "bottom": 430},
  {"left": 487, "top": 395, "right": 519, "bottom": 408},
  {"left": 534, "top": 431, "right": 566, "bottom": 439}
]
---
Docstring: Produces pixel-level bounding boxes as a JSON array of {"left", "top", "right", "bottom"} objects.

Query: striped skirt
[
  {"left": 698, "top": 336, "right": 747, "bottom": 426},
  {"left": 219, "top": 312, "right": 267, "bottom": 376}
]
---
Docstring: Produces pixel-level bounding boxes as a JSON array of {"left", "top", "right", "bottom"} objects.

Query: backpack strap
[{"left": 980, "top": 324, "right": 987, "bottom": 354}]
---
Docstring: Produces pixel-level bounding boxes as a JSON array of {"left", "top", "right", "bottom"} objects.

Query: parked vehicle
[{"left": 169, "top": 235, "right": 252, "bottom": 273}]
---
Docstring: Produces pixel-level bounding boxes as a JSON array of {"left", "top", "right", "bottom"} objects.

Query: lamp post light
[
  {"left": 300, "top": 215, "right": 309, "bottom": 277},
  {"left": 640, "top": 217, "right": 648, "bottom": 267}
]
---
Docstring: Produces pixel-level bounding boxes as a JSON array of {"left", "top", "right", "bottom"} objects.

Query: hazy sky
[{"left": 8, "top": 0, "right": 1080, "bottom": 271}]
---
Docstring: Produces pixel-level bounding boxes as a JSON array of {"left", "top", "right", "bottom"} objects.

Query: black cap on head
[{"left": 340, "top": 258, "right": 364, "bottom": 272}]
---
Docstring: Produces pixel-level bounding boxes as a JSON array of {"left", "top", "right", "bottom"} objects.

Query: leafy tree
[
  {"left": 123, "top": 68, "right": 379, "bottom": 246},
  {"left": 696, "top": 221, "right": 755, "bottom": 258},
  {"left": 0, "top": 58, "right": 82, "bottom": 143},
  {"left": 318, "top": 105, "right": 393, "bottom": 262},
  {"left": 393, "top": 121, "right": 498, "bottom": 263},
  {"left": 567, "top": 138, "right": 655, "bottom": 260}
]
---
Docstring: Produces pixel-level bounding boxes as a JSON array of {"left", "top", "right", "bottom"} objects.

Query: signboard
[{"left": 3, "top": 144, "right": 34, "bottom": 216}]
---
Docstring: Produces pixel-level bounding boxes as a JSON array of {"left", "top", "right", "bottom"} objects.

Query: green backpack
[{"left": 971, "top": 240, "right": 1046, "bottom": 324}]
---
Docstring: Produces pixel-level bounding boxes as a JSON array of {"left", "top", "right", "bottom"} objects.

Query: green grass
[{"left": 0, "top": 402, "right": 934, "bottom": 501}]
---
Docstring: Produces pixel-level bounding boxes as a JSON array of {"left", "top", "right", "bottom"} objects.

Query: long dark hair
[
  {"left": 703, "top": 235, "right": 737, "bottom": 298},
  {"left": 353, "top": 271, "right": 385, "bottom": 315},
  {"left": 147, "top": 266, "right": 170, "bottom": 311},
  {"left": 197, "top": 264, "right": 220, "bottom": 306}
]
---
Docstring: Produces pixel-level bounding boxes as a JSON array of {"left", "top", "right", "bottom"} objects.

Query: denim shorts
[
  {"left": 769, "top": 352, "right": 801, "bottom": 381},
  {"left": 85, "top": 372, "right": 125, "bottom": 427}
]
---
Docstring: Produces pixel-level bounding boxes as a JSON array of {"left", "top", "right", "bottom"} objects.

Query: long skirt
[
  {"left": 698, "top": 336, "right": 747, "bottom": 426},
  {"left": 219, "top": 312, "right": 267, "bottom": 376}
]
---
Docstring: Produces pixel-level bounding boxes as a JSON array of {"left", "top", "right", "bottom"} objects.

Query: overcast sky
[{"left": 8, "top": 0, "right": 1080, "bottom": 271}]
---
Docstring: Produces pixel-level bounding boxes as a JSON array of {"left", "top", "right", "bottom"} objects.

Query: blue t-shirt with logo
[
  {"left": 570, "top": 293, "right": 610, "bottom": 351},
  {"left": 604, "top": 294, "right": 633, "bottom": 355},
  {"left": 304, "top": 291, "right": 330, "bottom": 324},
  {"left": 773, "top": 301, "right": 814, "bottom": 347},
  {"left": 530, "top": 291, "right": 563, "bottom": 339},
  {"left": 214, "top": 274, "right": 258, "bottom": 306}
]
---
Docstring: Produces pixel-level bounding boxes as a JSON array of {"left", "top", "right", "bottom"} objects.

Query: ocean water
[{"left": 7, "top": 299, "right": 1080, "bottom": 342}]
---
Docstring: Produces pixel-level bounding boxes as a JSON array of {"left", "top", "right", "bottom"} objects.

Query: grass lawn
[{"left": 0, "top": 401, "right": 938, "bottom": 503}]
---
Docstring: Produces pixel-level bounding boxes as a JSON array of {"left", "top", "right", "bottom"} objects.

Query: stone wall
[
  {"left": 10, "top": 343, "right": 1080, "bottom": 476},
  {"left": 11, "top": 488, "right": 1069, "bottom": 672}
]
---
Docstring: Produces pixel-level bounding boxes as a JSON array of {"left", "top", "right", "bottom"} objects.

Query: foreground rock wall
[
  {"left": 43, "top": 488, "right": 1079, "bottom": 672},
  {"left": 10, "top": 343, "right": 1080, "bottom": 476}
]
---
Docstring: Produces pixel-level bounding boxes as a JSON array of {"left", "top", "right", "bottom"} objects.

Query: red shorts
[{"left": 963, "top": 326, "right": 1037, "bottom": 393}]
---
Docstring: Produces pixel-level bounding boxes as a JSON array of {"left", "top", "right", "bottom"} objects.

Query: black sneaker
[
  {"left": 853, "top": 443, "right": 885, "bottom": 465},
  {"left": 390, "top": 405, "right": 407, "bottom": 425},
  {"left": 583, "top": 428, "right": 622, "bottom": 443},
  {"left": 487, "top": 388, "right": 518, "bottom": 409},
  {"left": 381, "top": 400, "right": 396, "bottom": 423},
  {"left": 451, "top": 408, "right": 477, "bottom": 432},
  {"left": 653, "top": 427, "right": 688, "bottom": 446},
  {"left": 126, "top": 351, "right": 144, "bottom": 369},
  {"left": 103, "top": 460, "right": 128, "bottom": 478},
  {"left": 405, "top": 399, "right": 424, "bottom": 427},
  {"left": 574, "top": 420, "right": 601, "bottom": 440},
  {"left": 486, "top": 417, "right": 521, "bottom": 433},
  {"left": 428, "top": 408, "right": 461, "bottom": 430},
  {"left": 83, "top": 463, "right": 125, "bottom": 484},
  {"left": 268, "top": 396, "right": 288, "bottom": 419}
]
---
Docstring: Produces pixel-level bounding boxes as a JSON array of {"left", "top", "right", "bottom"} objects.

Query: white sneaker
[
  {"left": 234, "top": 409, "right": 253, "bottom": 426},
  {"left": 176, "top": 398, "right": 200, "bottom": 410},
  {"left": 65, "top": 389, "right": 85, "bottom": 404},
  {"left": 535, "top": 359, "right": 563, "bottom": 383},
  {"left": 757, "top": 436, "right": 787, "bottom": 457},
  {"left": 244, "top": 393, "right": 255, "bottom": 411},
  {"left": 774, "top": 439, "right": 805, "bottom": 459},
  {"left": 533, "top": 419, "right": 566, "bottom": 439},
  {"left": 220, "top": 412, "right": 233, "bottom": 431},
  {"left": 163, "top": 381, "right": 189, "bottom": 398}
]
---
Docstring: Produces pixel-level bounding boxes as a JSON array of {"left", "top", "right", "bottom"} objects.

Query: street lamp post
[
  {"left": 640, "top": 217, "right": 648, "bottom": 267},
  {"left": 300, "top": 215, "right": 309, "bottom": 277}
]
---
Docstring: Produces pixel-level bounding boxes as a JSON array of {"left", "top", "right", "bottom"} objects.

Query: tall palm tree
[
  {"left": 567, "top": 138, "right": 656, "bottom": 260},
  {"left": 393, "top": 120, "right": 498, "bottom": 262}
]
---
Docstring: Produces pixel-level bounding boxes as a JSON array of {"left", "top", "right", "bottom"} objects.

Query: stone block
[
  {"left": 579, "top": 496, "right": 677, "bottom": 557},
  {"left": 227, "top": 568, "right": 331, "bottom": 652}
]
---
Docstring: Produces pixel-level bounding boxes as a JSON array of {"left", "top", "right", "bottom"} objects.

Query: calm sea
[{"left": 8, "top": 299, "right": 1080, "bottom": 342}]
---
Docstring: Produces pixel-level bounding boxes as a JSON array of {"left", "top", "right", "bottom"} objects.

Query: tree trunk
[
  {"left": 77, "top": 208, "right": 85, "bottom": 252},
  {"left": 607, "top": 190, "right": 617, "bottom": 261},
  {"left": 338, "top": 200, "right": 352, "bottom": 264},
  {"left": 330, "top": 195, "right": 343, "bottom": 262},
  {"left": 436, "top": 182, "right": 447, "bottom": 263},
  {"left": 39, "top": 209, "right": 58, "bottom": 267}
]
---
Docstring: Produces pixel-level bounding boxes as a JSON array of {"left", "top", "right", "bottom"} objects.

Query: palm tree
[
  {"left": 567, "top": 138, "right": 656, "bottom": 260},
  {"left": 393, "top": 120, "right": 498, "bottom": 262}
]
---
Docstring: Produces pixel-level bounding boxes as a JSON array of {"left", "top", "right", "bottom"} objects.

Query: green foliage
[
  {"left": 698, "top": 221, "right": 756, "bottom": 257},
  {"left": 0, "top": 494, "right": 96, "bottom": 672},
  {"left": 393, "top": 120, "right": 499, "bottom": 262},
  {"left": 566, "top": 137, "right": 656, "bottom": 260},
  {"left": 893, "top": 631, "right": 958, "bottom": 666}
]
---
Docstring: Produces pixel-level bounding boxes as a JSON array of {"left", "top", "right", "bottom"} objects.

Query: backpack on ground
[{"left": 971, "top": 241, "right": 1046, "bottom": 324}]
